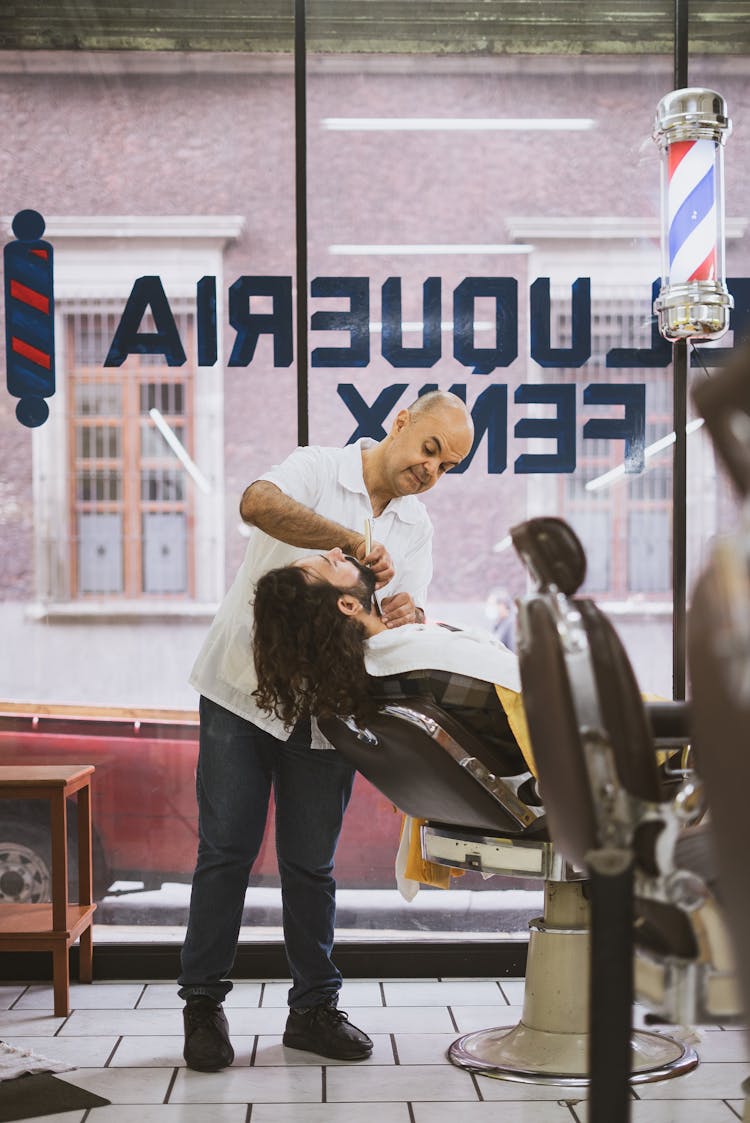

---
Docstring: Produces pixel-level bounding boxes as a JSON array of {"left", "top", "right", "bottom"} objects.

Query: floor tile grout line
[
  {"left": 163, "top": 1065, "right": 179, "bottom": 1103},
  {"left": 565, "top": 1099, "right": 584, "bottom": 1122},
  {"left": 258, "top": 981, "right": 266, "bottom": 1009},
  {"left": 133, "top": 982, "right": 148, "bottom": 1009},
  {"left": 379, "top": 980, "right": 387, "bottom": 1007},
  {"left": 469, "top": 1071, "right": 484, "bottom": 1101},
  {"left": 390, "top": 1031, "right": 400, "bottom": 1065},
  {"left": 245, "top": 1104, "right": 253, "bottom": 1123},
  {"left": 7, "top": 985, "right": 29, "bottom": 1010},
  {"left": 496, "top": 979, "right": 512, "bottom": 1005},
  {"left": 725, "top": 1096, "right": 744, "bottom": 1119},
  {"left": 249, "top": 1033, "right": 259, "bottom": 1067},
  {"left": 321, "top": 1064, "right": 326, "bottom": 1103},
  {"left": 446, "top": 1005, "right": 459, "bottom": 1033},
  {"left": 407, "top": 1102, "right": 416, "bottom": 1123},
  {"left": 104, "top": 1035, "right": 122, "bottom": 1068}
]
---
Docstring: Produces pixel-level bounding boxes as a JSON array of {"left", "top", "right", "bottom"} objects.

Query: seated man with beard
[{"left": 252, "top": 548, "right": 534, "bottom": 783}]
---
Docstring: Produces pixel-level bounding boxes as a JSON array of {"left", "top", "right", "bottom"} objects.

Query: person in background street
[{"left": 485, "top": 587, "right": 517, "bottom": 652}]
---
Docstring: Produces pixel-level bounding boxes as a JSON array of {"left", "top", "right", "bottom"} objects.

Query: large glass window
[{"left": 0, "top": 4, "right": 748, "bottom": 945}]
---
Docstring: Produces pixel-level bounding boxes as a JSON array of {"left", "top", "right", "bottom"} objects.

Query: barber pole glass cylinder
[{"left": 653, "top": 88, "right": 732, "bottom": 341}]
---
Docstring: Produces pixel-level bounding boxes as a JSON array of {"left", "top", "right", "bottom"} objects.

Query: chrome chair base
[
  {"left": 447, "top": 880, "right": 699, "bottom": 1086},
  {"left": 448, "top": 1024, "right": 698, "bottom": 1086}
]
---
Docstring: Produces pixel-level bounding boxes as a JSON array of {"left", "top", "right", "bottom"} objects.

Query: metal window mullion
[
  {"left": 66, "top": 314, "right": 80, "bottom": 599},
  {"left": 122, "top": 371, "right": 140, "bottom": 597}
]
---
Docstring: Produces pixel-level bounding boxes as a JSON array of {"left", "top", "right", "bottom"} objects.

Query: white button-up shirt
[{"left": 189, "top": 438, "right": 434, "bottom": 738}]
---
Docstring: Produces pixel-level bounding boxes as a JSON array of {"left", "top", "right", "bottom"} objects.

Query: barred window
[{"left": 66, "top": 308, "right": 196, "bottom": 598}]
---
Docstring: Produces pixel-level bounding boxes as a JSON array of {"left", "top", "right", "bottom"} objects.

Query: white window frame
[{"left": 24, "top": 214, "right": 244, "bottom": 616}]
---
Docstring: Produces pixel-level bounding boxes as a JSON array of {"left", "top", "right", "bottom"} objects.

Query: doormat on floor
[{"left": 0, "top": 1072, "right": 111, "bottom": 1121}]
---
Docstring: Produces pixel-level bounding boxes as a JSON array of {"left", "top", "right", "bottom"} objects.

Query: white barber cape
[{"left": 363, "top": 620, "right": 520, "bottom": 691}]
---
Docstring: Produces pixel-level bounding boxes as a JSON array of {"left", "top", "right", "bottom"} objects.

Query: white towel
[
  {"left": 0, "top": 1041, "right": 73, "bottom": 1082},
  {"left": 365, "top": 622, "right": 521, "bottom": 692}
]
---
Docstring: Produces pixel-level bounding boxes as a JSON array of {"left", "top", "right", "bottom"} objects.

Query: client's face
[{"left": 293, "top": 548, "right": 377, "bottom": 602}]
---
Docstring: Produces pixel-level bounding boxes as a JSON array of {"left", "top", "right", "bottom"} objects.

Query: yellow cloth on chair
[
  {"left": 399, "top": 814, "right": 454, "bottom": 891},
  {"left": 401, "top": 685, "right": 531, "bottom": 889},
  {"left": 494, "top": 684, "right": 536, "bottom": 778}
]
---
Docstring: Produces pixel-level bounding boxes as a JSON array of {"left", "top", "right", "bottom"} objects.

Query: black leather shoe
[
  {"left": 183, "top": 996, "right": 235, "bottom": 1071},
  {"left": 283, "top": 1000, "right": 373, "bottom": 1060}
]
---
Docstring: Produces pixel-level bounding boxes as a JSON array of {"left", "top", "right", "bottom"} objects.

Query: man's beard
[{"left": 343, "top": 555, "right": 379, "bottom": 610}]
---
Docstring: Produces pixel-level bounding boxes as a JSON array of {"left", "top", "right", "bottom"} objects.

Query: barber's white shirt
[{"left": 189, "top": 438, "right": 434, "bottom": 738}]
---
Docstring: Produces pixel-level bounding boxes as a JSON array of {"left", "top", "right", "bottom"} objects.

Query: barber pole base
[
  {"left": 448, "top": 882, "right": 698, "bottom": 1085},
  {"left": 654, "top": 277, "right": 732, "bottom": 341}
]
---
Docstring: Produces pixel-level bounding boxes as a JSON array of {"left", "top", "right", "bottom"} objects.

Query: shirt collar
[{"left": 338, "top": 438, "right": 422, "bottom": 524}]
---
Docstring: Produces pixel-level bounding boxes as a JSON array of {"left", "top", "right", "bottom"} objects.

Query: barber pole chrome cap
[{"left": 653, "top": 88, "right": 733, "bottom": 342}]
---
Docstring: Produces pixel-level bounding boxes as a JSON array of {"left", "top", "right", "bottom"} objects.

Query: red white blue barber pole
[
  {"left": 4, "top": 209, "right": 56, "bottom": 426},
  {"left": 653, "top": 88, "right": 732, "bottom": 341}
]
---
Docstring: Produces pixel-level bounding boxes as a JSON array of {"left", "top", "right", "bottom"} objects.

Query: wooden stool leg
[
  {"left": 79, "top": 925, "right": 93, "bottom": 983},
  {"left": 76, "top": 780, "right": 94, "bottom": 986},
  {"left": 77, "top": 782, "right": 93, "bottom": 907},
  {"left": 52, "top": 944, "right": 70, "bottom": 1017},
  {"left": 50, "top": 791, "right": 68, "bottom": 931}
]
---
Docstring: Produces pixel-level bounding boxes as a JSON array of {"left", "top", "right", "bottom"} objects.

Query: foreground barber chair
[
  {"left": 318, "top": 601, "right": 695, "bottom": 1085},
  {"left": 689, "top": 350, "right": 750, "bottom": 1119},
  {"left": 512, "top": 515, "right": 740, "bottom": 1121}
]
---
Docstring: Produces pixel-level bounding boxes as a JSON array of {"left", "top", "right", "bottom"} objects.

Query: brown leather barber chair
[
  {"left": 688, "top": 344, "right": 750, "bottom": 1118},
  {"left": 512, "top": 515, "right": 740, "bottom": 1122},
  {"left": 318, "top": 572, "right": 694, "bottom": 1086}
]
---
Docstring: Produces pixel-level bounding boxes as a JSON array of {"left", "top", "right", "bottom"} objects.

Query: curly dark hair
[{"left": 252, "top": 564, "right": 376, "bottom": 726}]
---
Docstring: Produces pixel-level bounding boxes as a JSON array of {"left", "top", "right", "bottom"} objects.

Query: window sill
[
  {"left": 599, "top": 600, "right": 672, "bottom": 616},
  {"left": 26, "top": 601, "right": 220, "bottom": 624}
]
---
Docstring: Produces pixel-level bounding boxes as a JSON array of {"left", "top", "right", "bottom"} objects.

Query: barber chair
[
  {"left": 511, "top": 515, "right": 741, "bottom": 1121},
  {"left": 318, "top": 576, "right": 694, "bottom": 1085},
  {"left": 688, "top": 344, "right": 750, "bottom": 1118}
]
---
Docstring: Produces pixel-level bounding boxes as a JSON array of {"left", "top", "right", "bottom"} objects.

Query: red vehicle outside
[{"left": 0, "top": 702, "right": 403, "bottom": 904}]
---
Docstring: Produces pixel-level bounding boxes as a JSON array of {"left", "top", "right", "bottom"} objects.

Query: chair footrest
[{"left": 422, "top": 824, "right": 584, "bottom": 880}]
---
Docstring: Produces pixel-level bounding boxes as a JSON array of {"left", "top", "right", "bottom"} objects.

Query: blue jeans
[{"left": 178, "top": 696, "right": 355, "bottom": 1008}]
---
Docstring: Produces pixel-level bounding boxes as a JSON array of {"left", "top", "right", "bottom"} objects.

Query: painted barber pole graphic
[
  {"left": 653, "top": 89, "right": 732, "bottom": 342},
  {"left": 4, "top": 209, "right": 55, "bottom": 427}
]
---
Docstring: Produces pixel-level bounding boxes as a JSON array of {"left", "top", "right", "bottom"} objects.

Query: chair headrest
[
  {"left": 517, "top": 593, "right": 662, "bottom": 870},
  {"left": 510, "top": 516, "right": 587, "bottom": 595}
]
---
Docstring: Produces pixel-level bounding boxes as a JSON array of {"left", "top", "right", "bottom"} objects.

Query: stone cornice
[
  {"left": 2, "top": 215, "right": 245, "bottom": 242},
  {"left": 506, "top": 216, "right": 748, "bottom": 242}
]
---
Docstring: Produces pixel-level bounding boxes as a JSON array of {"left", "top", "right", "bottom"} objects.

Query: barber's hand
[
  {"left": 356, "top": 539, "right": 395, "bottom": 588},
  {"left": 380, "top": 592, "right": 419, "bottom": 629}
]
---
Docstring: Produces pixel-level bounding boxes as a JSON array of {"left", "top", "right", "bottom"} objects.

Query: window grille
[{"left": 66, "top": 307, "right": 196, "bottom": 598}]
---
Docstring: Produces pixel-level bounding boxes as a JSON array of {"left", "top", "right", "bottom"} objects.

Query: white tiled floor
[{"left": 0, "top": 979, "right": 746, "bottom": 1122}]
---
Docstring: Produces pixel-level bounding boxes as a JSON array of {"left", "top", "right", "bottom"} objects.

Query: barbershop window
[
  {"left": 2, "top": 2, "right": 749, "bottom": 951},
  {"left": 67, "top": 309, "right": 195, "bottom": 599}
]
